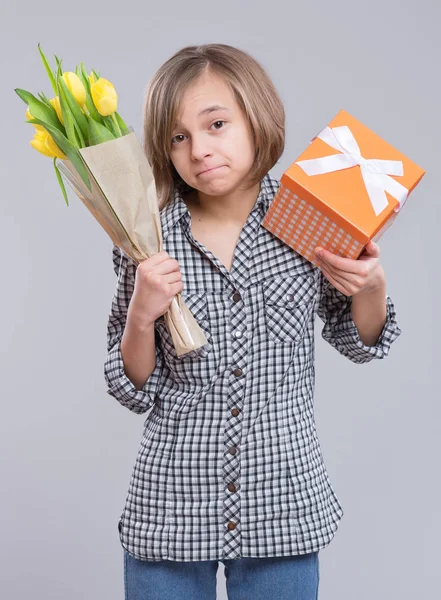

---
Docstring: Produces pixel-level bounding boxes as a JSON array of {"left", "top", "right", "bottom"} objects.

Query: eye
[
  {"left": 211, "top": 120, "right": 225, "bottom": 130},
  {"left": 171, "top": 134, "right": 186, "bottom": 146}
]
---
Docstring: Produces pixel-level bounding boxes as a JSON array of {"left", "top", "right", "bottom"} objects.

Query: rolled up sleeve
[
  {"left": 104, "top": 244, "right": 164, "bottom": 414},
  {"left": 316, "top": 270, "right": 402, "bottom": 364}
]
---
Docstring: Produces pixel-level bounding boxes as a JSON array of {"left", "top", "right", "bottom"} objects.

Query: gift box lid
[{"left": 280, "top": 109, "right": 426, "bottom": 240}]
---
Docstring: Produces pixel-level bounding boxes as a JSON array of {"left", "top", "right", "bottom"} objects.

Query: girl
[{"left": 104, "top": 44, "right": 401, "bottom": 600}]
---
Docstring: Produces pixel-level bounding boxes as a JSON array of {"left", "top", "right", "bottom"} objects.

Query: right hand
[{"left": 128, "top": 250, "right": 184, "bottom": 327}]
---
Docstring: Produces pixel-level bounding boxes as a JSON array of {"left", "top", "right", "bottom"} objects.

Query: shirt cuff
[
  {"left": 322, "top": 295, "right": 402, "bottom": 363},
  {"left": 104, "top": 338, "right": 163, "bottom": 414}
]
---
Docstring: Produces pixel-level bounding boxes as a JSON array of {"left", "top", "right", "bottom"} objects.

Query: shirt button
[
  {"left": 233, "top": 291, "right": 241, "bottom": 303},
  {"left": 227, "top": 483, "right": 237, "bottom": 493},
  {"left": 231, "top": 408, "right": 240, "bottom": 417},
  {"left": 286, "top": 293, "right": 294, "bottom": 303},
  {"left": 234, "top": 330, "right": 243, "bottom": 339},
  {"left": 228, "top": 446, "right": 237, "bottom": 455},
  {"left": 227, "top": 521, "right": 236, "bottom": 531},
  {"left": 232, "top": 368, "right": 243, "bottom": 377}
]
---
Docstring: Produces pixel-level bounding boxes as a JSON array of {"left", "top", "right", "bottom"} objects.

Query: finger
[
  {"left": 316, "top": 257, "right": 353, "bottom": 285},
  {"left": 360, "top": 241, "right": 380, "bottom": 259},
  {"left": 170, "top": 280, "right": 184, "bottom": 296},
  {"left": 316, "top": 255, "right": 366, "bottom": 287},
  {"left": 315, "top": 247, "right": 361, "bottom": 274},
  {"left": 163, "top": 270, "right": 183, "bottom": 285},
  {"left": 317, "top": 250, "right": 373, "bottom": 280},
  {"left": 143, "top": 250, "right": 170, "bottom": 264},
  {"left": 142, "top": 257, "right": 181, "bottom": 276},
  {"left": 319, "top": 265, "right": 352, "bottom": 296},
  {"left": 156, "top": 258, "right": 182, "bottom": 275}
]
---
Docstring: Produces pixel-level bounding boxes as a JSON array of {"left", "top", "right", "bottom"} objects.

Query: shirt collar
[{"left": 160, "top": 172, "right": 280, "bottom": 241}]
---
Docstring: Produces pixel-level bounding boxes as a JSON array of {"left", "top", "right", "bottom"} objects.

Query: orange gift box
[{"left": 262, "top": 109, "right": 425, "bottom": 266}]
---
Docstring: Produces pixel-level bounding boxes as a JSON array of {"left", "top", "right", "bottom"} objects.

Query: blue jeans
[{"left": 124, "top": 550, "right": 319, "bottom": 599}]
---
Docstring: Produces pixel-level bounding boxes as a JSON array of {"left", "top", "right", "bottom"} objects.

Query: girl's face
[{"left": 169, "top": 71, "right": 256, "bottom": 198}]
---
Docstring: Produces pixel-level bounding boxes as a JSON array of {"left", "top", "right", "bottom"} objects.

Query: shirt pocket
[
  {"left": 263, "top": 274, "right": 316, "bottom": 344},
  {"left": 154, "top": 292, "right": 212, "bottom": 359},
  {"left": 154, "top": 291, "right": 220, "bottom": 387}
]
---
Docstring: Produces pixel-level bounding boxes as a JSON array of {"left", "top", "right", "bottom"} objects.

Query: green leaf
[
  {"left": 92, "top": 69, "right": 100, "bottom": 80},
  {"left": 27, "top": 116, "right": 91, "bottom": 191},
  {"left": 86, "top": 114, "right": 116, "bottom": 145},
  {"left": 84, "top": 96, "right": 105, "bottom": 125},
  {"left": 102, "top": 114, "right": 121, "bottom": 138},
  {"left": 37, "top": 91, "right": 53, "bottom": 108},
  {"left": 80, "top": 62, "right": 88, "bottom": 80},
  {"left": 77, "top": 63, "right": 105, "bottom": 125},
  {"left": 55, "top": 63, "right": 81, "bottom": 148},
  {"left": 53, "top": 158, "right": 69, "bottom": 206},
  {"left": 114, "top": 111, "right": 129, "bottom": 135},
  {"left": 73, "top": 119, "right": 84, "bottom": 143},
  {"left": 37, "top": 43, "right": 57, "bottom": 96},
  {"left": 79, "top": 63, "right": 92, "bottom": 97},
  {"left": 58, "top": 72, "right": 89, "bottom": 145},
  {"left": 15, "top": 88, "right": 65, "bottom": 134}
]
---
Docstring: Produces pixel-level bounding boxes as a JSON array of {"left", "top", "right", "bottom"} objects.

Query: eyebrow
[
  {"left": 197, "top": 104, "right": 230, "bottom": 117},
  {"left": 173, "top": 105, "right": 231, "bottom": 128}
]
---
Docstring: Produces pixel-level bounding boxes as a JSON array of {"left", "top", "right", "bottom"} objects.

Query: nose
[{"left": 190, "top": 133, "right": 213, "bottom": 162}]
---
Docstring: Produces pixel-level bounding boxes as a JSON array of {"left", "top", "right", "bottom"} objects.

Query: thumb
[{"left": 361, "top": 240, "right": 380, "bottom": 258}]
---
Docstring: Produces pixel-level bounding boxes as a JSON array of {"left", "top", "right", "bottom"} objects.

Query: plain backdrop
[{"left": 2, "top": 1, "right": 439, "bottom": 598}]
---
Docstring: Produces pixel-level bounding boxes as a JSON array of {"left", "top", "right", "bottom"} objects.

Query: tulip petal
[
  {"left": 45, "top": 132, "right": 67, "bottom": 159},
  {"left": 77, "top": 63, "right": 105, "bottom": 125},
  {"left": 62, "top": 72, "right": 87, "bottom": 106},
  {"left": 30, "top": 137, "right": 55, "bottom": 157},
  {"left": 28, "top": 116, "right": 91, "bottom": 192},
  {"left": 90, "top": 78, "right": 118, "bottom": 117}
]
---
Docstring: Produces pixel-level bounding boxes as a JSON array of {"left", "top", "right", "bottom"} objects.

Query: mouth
[{"left": 197, "top": 166, "right": 225, "bottom": 176}]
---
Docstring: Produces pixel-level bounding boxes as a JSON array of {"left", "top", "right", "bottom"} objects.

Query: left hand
[{"left": 314, "top": 240, "right": 385, "bottom": 297}]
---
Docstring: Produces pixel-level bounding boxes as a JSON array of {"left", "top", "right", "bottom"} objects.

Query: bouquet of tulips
[{"left": 15, "top": 44, "right": 207, "bottom": 356}]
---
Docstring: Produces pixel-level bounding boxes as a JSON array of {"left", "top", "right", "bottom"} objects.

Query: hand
[
  {"left": 314, "top": 240, "right": 385, "bottom": 297},
  {"left": 128, "top": 250, "right": 184, "bottom": 327}
]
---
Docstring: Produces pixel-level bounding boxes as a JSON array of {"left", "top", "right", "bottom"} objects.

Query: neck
[{"left": 186, "top": 182, "right": 261, "bottom": 224}]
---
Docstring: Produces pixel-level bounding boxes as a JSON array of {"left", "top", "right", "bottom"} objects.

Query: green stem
[{"left": 111, "top": 112, "right": 122, "bottom": 137}]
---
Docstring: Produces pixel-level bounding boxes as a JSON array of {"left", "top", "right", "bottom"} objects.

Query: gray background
[{"left": 2, "top": 1, "right": 439, "bottom": 598}]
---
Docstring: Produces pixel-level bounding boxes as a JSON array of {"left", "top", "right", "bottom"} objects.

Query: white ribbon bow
[{"left": 295, "top": 125, "right": 408, "bottom": 216}]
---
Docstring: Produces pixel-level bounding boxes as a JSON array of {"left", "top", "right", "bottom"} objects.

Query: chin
[{"left": 201, "top": 182, "right": 234, "bottom": 195}]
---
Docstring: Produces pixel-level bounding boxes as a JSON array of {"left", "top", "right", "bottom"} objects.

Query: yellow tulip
[
  {"left": 30, "top": 130, "right": 53, "bottom": 157},
  {"left": 88, "top": 72, "right": 95, "bottom": 86},
  {"left": 25, "top": 107, "right": 46, "bottom": 133},
  {"left": 91, "top": 77, "right": 118, "bottom": 116},
  {"left": 49, "top": 96, "right": 64, "bottom": 125},
  {"left": 45, "top": 134, "right": 67, "bottom": 159},
  {"left": 62, "top": 71, "right": 86, "bottom": 106},
  {"left": 30, "top": 129, "right": 66, "bottom": 160}
]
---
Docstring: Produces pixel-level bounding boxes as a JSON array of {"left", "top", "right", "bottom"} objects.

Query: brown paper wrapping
[{"left": 57, "top": 130, "right": 208, "bottom": 356}]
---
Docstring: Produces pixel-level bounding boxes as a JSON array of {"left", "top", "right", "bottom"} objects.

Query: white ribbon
[{"left": 295, "top": 125, "right": 408, "bottom": 216}]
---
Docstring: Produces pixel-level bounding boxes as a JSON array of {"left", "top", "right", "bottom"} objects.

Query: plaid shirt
[{"left": 104, "top": 173, "right": 401, "bottom": 562}]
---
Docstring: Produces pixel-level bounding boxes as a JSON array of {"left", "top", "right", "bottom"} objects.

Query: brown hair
[{"left": 142, "top": 43, "right": 285, "bottom": 210}]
